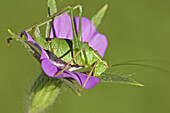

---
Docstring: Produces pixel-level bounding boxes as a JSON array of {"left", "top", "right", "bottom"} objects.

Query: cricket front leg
[{"left": 25, "top": 5, "right": 82, "bottom": 32}]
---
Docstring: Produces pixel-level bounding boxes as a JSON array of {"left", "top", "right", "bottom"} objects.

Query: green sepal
[
  {"left": 47, "top": 0, "right": 57, "bottom": 15},
  {"left": 8, "top": 29, "right": 34, "bottom": 53},
  {"left": 61, "top": 78, "right": 81, "bottom": 96},
  {"left": 100, "top": 73, "right": 144, "bottom": 86},
  {"left": 91, "top": 4, "right": 108, "bottom": 28},
  {"left": 33, "top": 27, "right": 50, "bottom": 50},
  {"left": 27, "top": 72, "right": 61, "bottom": 113},
  {"left": 45, "top": 0, "right": 57, "bottom": 38}
]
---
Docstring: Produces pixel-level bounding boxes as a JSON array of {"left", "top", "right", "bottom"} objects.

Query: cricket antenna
[
  {"left": 110, "top": 61, "right": 170, "bottom": 74},
  {"left": 117, "top": 59, "right": 170, "bottom": 64}
]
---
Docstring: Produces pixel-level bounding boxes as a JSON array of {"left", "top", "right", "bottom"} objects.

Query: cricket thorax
[{"left": 47, "top": 51, "right": 83, "bottom": 71}]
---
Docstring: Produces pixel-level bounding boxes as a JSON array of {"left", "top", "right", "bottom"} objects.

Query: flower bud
[{"left": 27, "top": 72, "right": 61, "bottom": 113}]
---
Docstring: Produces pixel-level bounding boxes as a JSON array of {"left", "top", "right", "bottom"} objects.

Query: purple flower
[
  {"left": 24, "top": 31, "right": 100, "bottom": 89},
  {"left": 50, "top": 14, "right": 108, "bottom": 57},
  {"left": 24, "top": 14, "right": 108, "bottom": 89}
]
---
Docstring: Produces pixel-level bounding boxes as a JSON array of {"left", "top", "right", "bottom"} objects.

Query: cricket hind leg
[
  {"left": 69, "top": 5, "right": 83, "bottom": 50},
  {"left": 79, "top": 61, "right": 98, "bottom": 90},
  {"left": 54, "top": 48, "right": 85, "bottom": 77},
  {"left": 53, "top": 5, "right": 84, "bottom": 77}
]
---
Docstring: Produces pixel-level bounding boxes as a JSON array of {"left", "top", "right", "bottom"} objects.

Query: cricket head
[{"left": 93, "top": 60, "right": 109, "bottom": 77}]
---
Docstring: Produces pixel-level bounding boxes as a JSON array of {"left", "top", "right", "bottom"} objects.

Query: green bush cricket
[{"left": 45, "top": 6, "right": 110, "bottom": 88}]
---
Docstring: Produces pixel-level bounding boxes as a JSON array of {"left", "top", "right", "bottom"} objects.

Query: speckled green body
[{"left": 50, "top": 38, "right": 108, "bottom": 77}]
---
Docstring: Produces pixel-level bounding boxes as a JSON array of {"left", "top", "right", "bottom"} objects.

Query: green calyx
[{"left": 27, "top": 72, "right": 61, "bottom": 113}]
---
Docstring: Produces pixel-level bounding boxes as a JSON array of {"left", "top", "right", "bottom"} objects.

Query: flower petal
[
  {"left": 73, "top": 16, "right": 97, "bottom": 42},
  {"left": 72, "top": 72, "right": 100, "bottom": 89},
  {"left": 57, "top": 70, "right": 100, "bottom": 89},
  {"left": 49, "top": 14, "right": 98, "bottom": 42},
  {"left": 88, "top": 33, "right": 108, "bottom": 57},
  {"left": 50, "top": 14, "right": 73, "bottom": 39},
  {"left": 41, "top": 58, "right": 100, "bottom": 89},
  {"left": 23, "top": 31, "right": 49, "bottom": 60},
  {"left": 41, "top": 58, "right": 60, "bottom": 77}
]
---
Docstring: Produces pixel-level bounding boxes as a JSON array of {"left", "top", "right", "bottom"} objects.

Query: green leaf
[
  {"left": 45, "top": 0, "right": 57, "bottom": 38},
  {"left": 33, "top": 27, "right": 50, "bottom": 50},
  {"left": 100, "top": 73, "right": 144, "bottom": 86},
  {"left": 8, "top": 29, "right": 41, "bottom": 61},
  {"left": 91, "top": 4, "right": 108, "bottom": 28}
]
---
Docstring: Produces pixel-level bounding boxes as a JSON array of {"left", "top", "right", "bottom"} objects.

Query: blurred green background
[{"left": 1, "top": 0, "right": 170, "bottom": 113}]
